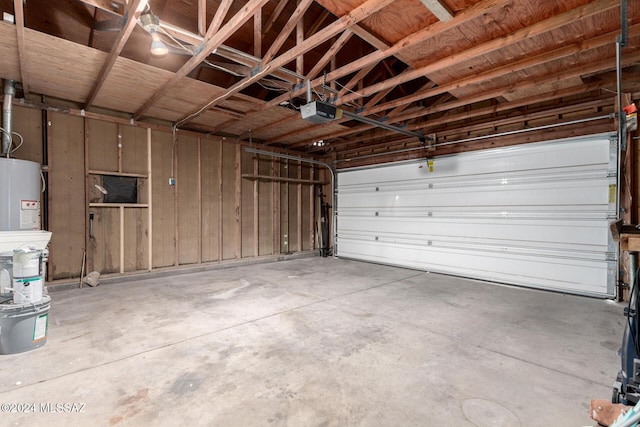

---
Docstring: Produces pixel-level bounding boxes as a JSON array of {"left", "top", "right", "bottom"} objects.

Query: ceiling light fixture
[
  {"left": 138, "top": 6, "right": 168, "bottom": 57},
  {"left": 150, "top": 31, "right": 169, "bottom": 56}
]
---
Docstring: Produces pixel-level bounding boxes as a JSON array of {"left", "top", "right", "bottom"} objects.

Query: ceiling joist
[
  {"left": 134, "top": 0, "right": 270, "bottom": 119},
  {"left": 84, "top": 0, "right": 147, "bottom": 110},
  {"left": 419, "top": 0, "right": 454, "bottom": 21},
  {"left": 336, "top": 0, "right": 621, "bottom": 107},
  {"left": 12, "top": 0, "right": 28, "bottom": 94}
]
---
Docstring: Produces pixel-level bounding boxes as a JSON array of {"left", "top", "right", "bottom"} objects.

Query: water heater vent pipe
[{"left": 2, "top": 80, "right": 16, "bottom": 156}]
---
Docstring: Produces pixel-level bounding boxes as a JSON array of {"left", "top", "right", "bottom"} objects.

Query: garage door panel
[
  {"left": 338, "top": 240, "right": 612, "bottom": 296},
  {"left": 336, "top": 134, "right": 617, "bottom": 297},
  {"left": 339, "top": 143, "right": 611, "bottom": 187},
  {"left": 339, "top": 217, "right": 609, "bottom": 248},
  {"left": 340, "top": 180, "right": 609, "bottom": 209}
]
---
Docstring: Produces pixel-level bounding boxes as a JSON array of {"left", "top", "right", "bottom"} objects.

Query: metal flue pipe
[{"left": 2, "top": 79, "right": 16, "bottom": 156}]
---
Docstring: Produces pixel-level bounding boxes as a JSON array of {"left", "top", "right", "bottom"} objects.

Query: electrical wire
[
  {"left": 0, "top": 126, "right": 24, "bottom": 157},
  {"left": 333, "top": 80, "right": 366, "bottom": 98},
  {"left": 10, "top": 131, "right": 23, "bottom": 154}
]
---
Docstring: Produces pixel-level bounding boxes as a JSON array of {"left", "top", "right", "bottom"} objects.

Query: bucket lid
[{"left": 0, "top": 295, "right": 51, "bottom": 311}]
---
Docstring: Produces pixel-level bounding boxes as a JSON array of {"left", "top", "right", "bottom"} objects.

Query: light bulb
[{"left": 150, "top": 32, "right": 168, "bottom": 57}]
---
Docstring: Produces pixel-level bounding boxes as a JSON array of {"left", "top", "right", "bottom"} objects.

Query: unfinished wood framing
[{"left": 12, "top": 0, "right": 29, "bottom": 93}]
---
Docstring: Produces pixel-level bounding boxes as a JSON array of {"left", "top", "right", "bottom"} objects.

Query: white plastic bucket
[
  {"left": 0, "top": 295, "right": 50, "bottom": 354},
  {"left": 11, "top": 276, "right": 43, "bottom": 304},
  {"left": 13, "top": 248, "right": 41, "bottom": 278},
  {"left": 0, "top": 253, "right": 12, "bottom": 298}
]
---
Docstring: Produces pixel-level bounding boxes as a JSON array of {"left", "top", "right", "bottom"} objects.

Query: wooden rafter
[
  {"left": 178, "top": 0, "right": 395, "bottom": 125},
  {"left": 362, "top": 19, "right": 640, "bottom": 118},
  {"left": 134, "top": 0, "right": 269, "bottom": 120},
  {"left": 239, "top": 114, "right": 298, "bottom": 140},
  {"left": 76, "top": 0, "right": 124, "bottom": 15},
  {"left": 263, "top": 0, "right": 290, "bottom": 35},
  {"left": 350, "top": 25, "right": 390, "bottom": 50},
  {"left": 337, "top": 91, "right": 613, "bottom": 157},
  {"left": 262, "top": 0, "right": 512, "bottom": 110},
  {"left": 12, "top": 0, "right": 29, "bottom": 94},
  {"left": 254, "top": 8, "right": 262, "bottom": 57},
  {"left": 198, "top": 0, "right": 206, "bottom": 36},
  {"left": 296, "top": 0, "right": 304, "bottom": 76},
  {"left": 298, "top": 50, "right": 640, "bottom": 151},
  {"left": 419, "top": 0, "right": 454, "bottom": 22},
  {"left": 363, "top": 87, "right": 394, "bottom": 110},
  {"left": 263, "top": 0, "right": 314, "bottom": 64},
  {"left": 337, "top": 63, "right": 376, "bottom": 98},
  {"left": 337, "top": 96, "right": 613, "bottom": 153},
  {"left": 307, "top": 31, "right": 354, "bottom": 81},
  {"left": 204, "top": 0, "right": 233, "bottom": 40},
  {"left": 305, "top": 10, "right": 331, "bottom": 38},
  {"left": 84, "top": 0, "right": 147, "bottom": 110},
  {"left": 336, "top": 0, "right": 621, "bottom": 107}
]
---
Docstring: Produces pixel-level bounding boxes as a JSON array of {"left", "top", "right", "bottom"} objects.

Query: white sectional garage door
[{"left": 336, "top": 134, "right": 618, "bottom": 297}]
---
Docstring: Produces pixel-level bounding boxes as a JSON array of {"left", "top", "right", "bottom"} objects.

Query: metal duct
[{"left": 2, "top": 80, "right": 16, "bottom": 156}]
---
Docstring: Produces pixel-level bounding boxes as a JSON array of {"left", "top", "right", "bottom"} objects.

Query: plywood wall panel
[
  {"left": 241, "top": 151, "right": 255, "bottom": 258},
  {"left": 151, "top": 130, "right": 176, "bottom": 268},
  {"left": 12, "top": 106, "right": 43, "bottom": 164},
  {"left": 120, "top": 125, "right": 149, "bottom": 175},
  {"left": 280, "top": 159, "right": 289, "bottom": 253},
  {"left": 258, "top": 155, "right": 273, "bottom": 256},
  {"left": 177, "top": 135, "right": 200, "bottom": 265},
  {"left": 89, "top": 207, "right": 120, "bottom": 274},
  {"left": 301, "top": 164, "right": 312, "bottom": 251},
  {"left": 201, "top": 139, "right": 221, "bottom": 262},
  {"left": 288, "top": 161, "right": 300, "bottom": 253},
  {"left": 221, "top": 141, "right": 238, "bottom": 260},
  {"left": 124, "top": 208, "right": 149, "bottom": 272},
  {"left": 87, "top": 119, "right": 118, "bottom": 172},
  {"left": 47, "top": 112, "right": 85, "bottom": 279}
]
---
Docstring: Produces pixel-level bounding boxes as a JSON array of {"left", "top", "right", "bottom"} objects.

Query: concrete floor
[{"left": 0, "top": 257, "right": 625, "bottom": 426}]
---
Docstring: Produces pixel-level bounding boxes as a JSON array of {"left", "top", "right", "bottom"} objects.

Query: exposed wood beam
[
  {"left": 263, "top": 0, "right": 314, "bottom": 64},
  {"left": 263, "top": 0, "right": 512, "bottom": 109},
  {"left": 76, "top": 0, "right": 125, "bottom": 15},
  {"left": 13, "top": 0, "right": 29, "bottom": 94},
  {"left": 254, "top": 8, "right": 262, "bottom": 57},
  {"left": 239, "top": 113, "right": 298, "bottom": 140},
  {"left": 350, "top": 24, "right": 390, "bottom": 50},
  {"left": 296, "top": 0, "right": 304, "bottom": 76},
  {"left": 204, "top": 0, "right": 233, "bottom": 40},
  {"left": 337, "top": 0, "right": 621, "bottom": 106},
  {"left": 364, "top": 21, "right": 640, "bottom": 117},
  {"left": 419, "top": 0, "right": 454, "bottom": 22},
  {"left": 337, "top": 63, "right": 376, "bottom": 98},
  {"left": 84, "top": 0, "right": 147, "bottom": 110},
  {"left": 134, "top": 0, "right": 269, "bottom": 120},
  {"left": 198, "top": 0, "right": 206, "bottom": 36},
  {"left": 263, "top": 0, "right": 290, "bottom": 35},
  {"left": 298, "top": 79, "right": 617, "bottom": 150},
  {"left": 214, "top": 45, "right": 299, "bottom": 84},
  {"left": 363, "top": 87, "right": 394, "bottom": 110},
  {"left": 268, "top": 0, "right": 394, "bottom": 70},
  {"left": 179, "top": 0, "right": 395, "bottom": 125},
  {"left": 307, "top": 31, "right": 353, "bottom": 81},
  {"left": 305, "top": 10, "right": 331, "bottom": 38},
  {"left": 338, "top": 96, "right": 613, "bottom": 154},
  {"left": 302, "top": 51, "right": 640, "bottom": 151},
  {"left": 385, "top": 82, "right": 438, "bottom": 117}
]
